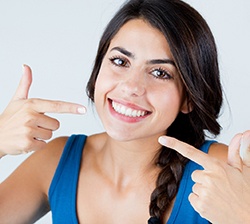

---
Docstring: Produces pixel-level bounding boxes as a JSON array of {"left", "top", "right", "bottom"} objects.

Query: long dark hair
[{"left": 86, "top": 0, "right": 222, "bottom": 221}]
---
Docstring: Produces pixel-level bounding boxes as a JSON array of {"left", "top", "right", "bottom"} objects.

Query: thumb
[
  {"left": 228, "top": 133, "right": 242, "bottom": 171},
  {"left": 240, "top": 130, "right": 250, "bottom": 167},
  {"left": 12, "top": 64, "right": 32, "bottom": 101}
]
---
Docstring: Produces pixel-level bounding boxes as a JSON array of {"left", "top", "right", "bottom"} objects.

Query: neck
[{"left": 98, "top": 133, "right": 162, "bottom": 189}]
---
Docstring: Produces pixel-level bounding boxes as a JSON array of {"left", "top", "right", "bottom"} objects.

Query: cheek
[
  {"left": 94, "top": 65, "right": 116, "bottom": 102},
  {"left": 94, "top": 73, "right": 108, "bottom": 119},
  {"left": 94, "top": 66, "right": 108, "bottom": 99},
  {"left": 151, "top": 87, "right": 183, "bottom": 116}
]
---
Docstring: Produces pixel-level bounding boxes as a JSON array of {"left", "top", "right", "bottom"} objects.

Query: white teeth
[
  {"left": 125, "top": 108, "right": 132, "bottom": 116},
  {"left": 111, "top": 101, "right": 147, "bottom": 117}
]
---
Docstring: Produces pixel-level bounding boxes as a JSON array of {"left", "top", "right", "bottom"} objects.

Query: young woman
[{"left": 0, "top": 0, "right": 248, "bottom": 223}]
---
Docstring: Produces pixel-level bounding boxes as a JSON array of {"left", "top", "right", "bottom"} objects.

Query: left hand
[
  {"left": 158, "top": 131, "right": 250, "bottom": 224},
  {"left": 0, "top": 65, "right": 86, "bottom": 157}
]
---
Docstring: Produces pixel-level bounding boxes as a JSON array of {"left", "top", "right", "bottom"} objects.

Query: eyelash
[
  {"left": 150, "top": 67, "right": 173, "bottom": 80},
  {"left": 108, "top": 56, "right": 173, "bottom": 80},
  {"left": 109, "top": 55, "right": 129, "bottom": 67}
]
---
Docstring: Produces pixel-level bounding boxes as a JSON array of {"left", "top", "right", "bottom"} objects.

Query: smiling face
[{"left": 94, "top": 19, "right": 188, "bottom": 142}]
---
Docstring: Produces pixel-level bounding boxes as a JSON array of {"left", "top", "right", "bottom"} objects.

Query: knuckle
[
  {"left": 192, "top": 183, "right": 198, "bottom": 193},
  {"left": 196, "top": 194, "right": 210, "bottom": 216},
  {"left": 49, "top": 118, "right": 60, "bottom": 130},
  {"left": 188, "top": 192, "right": 209, "bottom": 218},
  {"left": 54, "top": 119, "right": 60, "bottom": 130},
  {"left": 212, "top": 159, "right": 224, "bottom": 173},
  {"left": 204, "top": 177, "right": 213, "bottom": 186},
  {"left": 51, "top": 101, "right": 63, "bottom": 112},
  {"left": 23, "top": 115, "right": 35, "bottom": 126},
  {"left": 191, "top": 170, "right": 201, "bottom": 181},
  {"left": 21, "top": 111, "right": 37, "bottom": 125},
  {"left": 23, "top": 98, "right": 36, "bottom": 108},
  {"left": 197, "top": 203, "right": 208, "bottom": 218},
  {"left": 202, "top": 172, "right": 216, "bottom": 186},
  {"left": 46, "top": 131, "right": 53, "bottom": 140},
  {"left": 20, "top": 137, "right": 33, "bottom": 151},
  {"left": 23, "top": 126, "right": 33, "bottom": 136},
  {"left": 243, "top": 130, "right": 250, "bottom": 138}
]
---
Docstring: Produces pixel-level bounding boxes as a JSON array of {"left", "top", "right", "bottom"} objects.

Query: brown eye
[
  {"left": 151, "top": 68, "right": 173, "bottom": 80},
  {"left": 109, "top": 56, "right": 129, "bottom": 67}
]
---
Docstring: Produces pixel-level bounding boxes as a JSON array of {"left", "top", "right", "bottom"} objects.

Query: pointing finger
[
  {"left": 12, "top": 64, "right": 32, "bottom": 101},
  {"left": 28, "top": 98, "right": 86, "bottom": 114},
  {"left": 158, "top": 136, "right": 212, "bottom": 169}
]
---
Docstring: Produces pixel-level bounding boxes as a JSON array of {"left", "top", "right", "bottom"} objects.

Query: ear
[{"left": 180, "top": 98, "right": 193, "bottom": 114}]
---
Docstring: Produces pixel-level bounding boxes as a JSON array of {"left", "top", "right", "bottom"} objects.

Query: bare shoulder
[
  {"left": 0, "top": 137, "right": 69, "bottom": 223},
  {"left": 28, "top": 136, "right": 69, "bottom": 165},
  {"left": 208, "top": 142, "right": 228, "bottom": 162},
  {"left": 34, "top": 136, "right": 69, "bottom": 160},
  {"left": 10, "top": 136, "right": 70, "bottom": 194},
  {"left": 28, "top": 137, "right": 69, "bottom": 189}
]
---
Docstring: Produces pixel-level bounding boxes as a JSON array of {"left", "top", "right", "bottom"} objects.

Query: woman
[
  {"left": 0, "top": 0, "right": 240, "bottom": 223},
  {"left": 86, "top": 0, "right": 225, "bottom": 222}
]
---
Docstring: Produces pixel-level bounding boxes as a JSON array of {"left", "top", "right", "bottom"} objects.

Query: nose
[{"left": 120, "top": 72, "right": 146, "bottom": 97}]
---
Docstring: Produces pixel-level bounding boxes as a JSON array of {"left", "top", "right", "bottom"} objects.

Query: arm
[
  {"left": 0, "top": 137, "right": 68, "bottom": 223},
  {"left": 159, "top": 131, "right": 250, "bottom": 224},
  {"left": 0, "top": 65, "right": 86, "bottom": 157},
  {"left": 0, "top": 65, "right": 85, "bottom": 222}
]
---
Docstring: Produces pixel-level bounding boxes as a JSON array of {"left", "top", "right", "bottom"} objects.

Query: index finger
[
  {"left": 158, "top": 136, "right": 212, "bottom": 169},
  {"left": 29, "top": 99, "right": 86, "bottom": 114}
]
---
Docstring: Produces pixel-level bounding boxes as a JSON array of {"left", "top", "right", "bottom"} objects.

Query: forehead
[{"left": 109, "top": 19, "right": 173, "bottom": 59}]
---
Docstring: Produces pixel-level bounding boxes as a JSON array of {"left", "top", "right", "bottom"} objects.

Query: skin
[
  {"left": 159, "top": 130, "right": 250, "bottom": 224},
  {"left": 0, "top": 19, "right": 228, "bottom": 224},
  {"left": 95, "top": 19, "right": 189, "bottom": 142},
  {"left": 0, "top": 65, "right": 86, "bottom": 157}
]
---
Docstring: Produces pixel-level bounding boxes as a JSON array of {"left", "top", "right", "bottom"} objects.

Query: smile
[{"left": 111, "top": 100, "right": 149, "bottom": 118}]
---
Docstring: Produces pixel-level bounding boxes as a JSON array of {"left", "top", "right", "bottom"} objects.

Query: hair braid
[{"left": 149, "top": 147, "right": 188, "bottom": 221}]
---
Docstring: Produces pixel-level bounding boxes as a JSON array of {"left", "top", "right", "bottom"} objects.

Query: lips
[{"left": 111, "top": 99, "right": 150, "bottom": 118}]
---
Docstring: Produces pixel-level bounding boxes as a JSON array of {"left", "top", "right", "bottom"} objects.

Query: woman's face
[{"left": 94, "top": 19, "right": 187, "bottom": 142}]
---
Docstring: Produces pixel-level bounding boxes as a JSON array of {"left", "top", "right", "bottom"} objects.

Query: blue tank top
[{"left": 49, "top": 134, "right": 215, "bottom": 223}]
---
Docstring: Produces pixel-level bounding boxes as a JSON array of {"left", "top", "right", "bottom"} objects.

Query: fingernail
[
  {"left": 22, "top": 64, "right": 26, "bottom": 72},
  {"left": 77, "top": 107, "right": 86, "bottom": 114},
  {"left": 158, "top": 136, "right": 167, "bottom": 145}
]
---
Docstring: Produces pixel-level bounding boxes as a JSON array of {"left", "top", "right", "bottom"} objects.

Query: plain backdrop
[{"left": 0, "top": 0, "right": 249, "bottom": 223}]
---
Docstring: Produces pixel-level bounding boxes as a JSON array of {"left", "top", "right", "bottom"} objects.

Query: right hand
[
  {"left": 158, "top": 131, "right": 250, "bottom": 224},
  {"left": 0, "top": 65, "right": 86, "bottom": 157}
]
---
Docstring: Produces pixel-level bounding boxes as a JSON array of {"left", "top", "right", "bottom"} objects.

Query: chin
[{"left": 105, "top": 128, "right": 137, "bottom": 142}]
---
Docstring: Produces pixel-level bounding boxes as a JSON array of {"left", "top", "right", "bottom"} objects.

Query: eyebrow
[
  {"left": 110, "top": 46, "right": 176, "bottom": 67},
  {"left": 111, "top": 47, "right": 135, "bottom": 58}
]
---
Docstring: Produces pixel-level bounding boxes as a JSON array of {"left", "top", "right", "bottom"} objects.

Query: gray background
[{"left": 0, "top": 0, "right": 249, "bottom": 223}]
